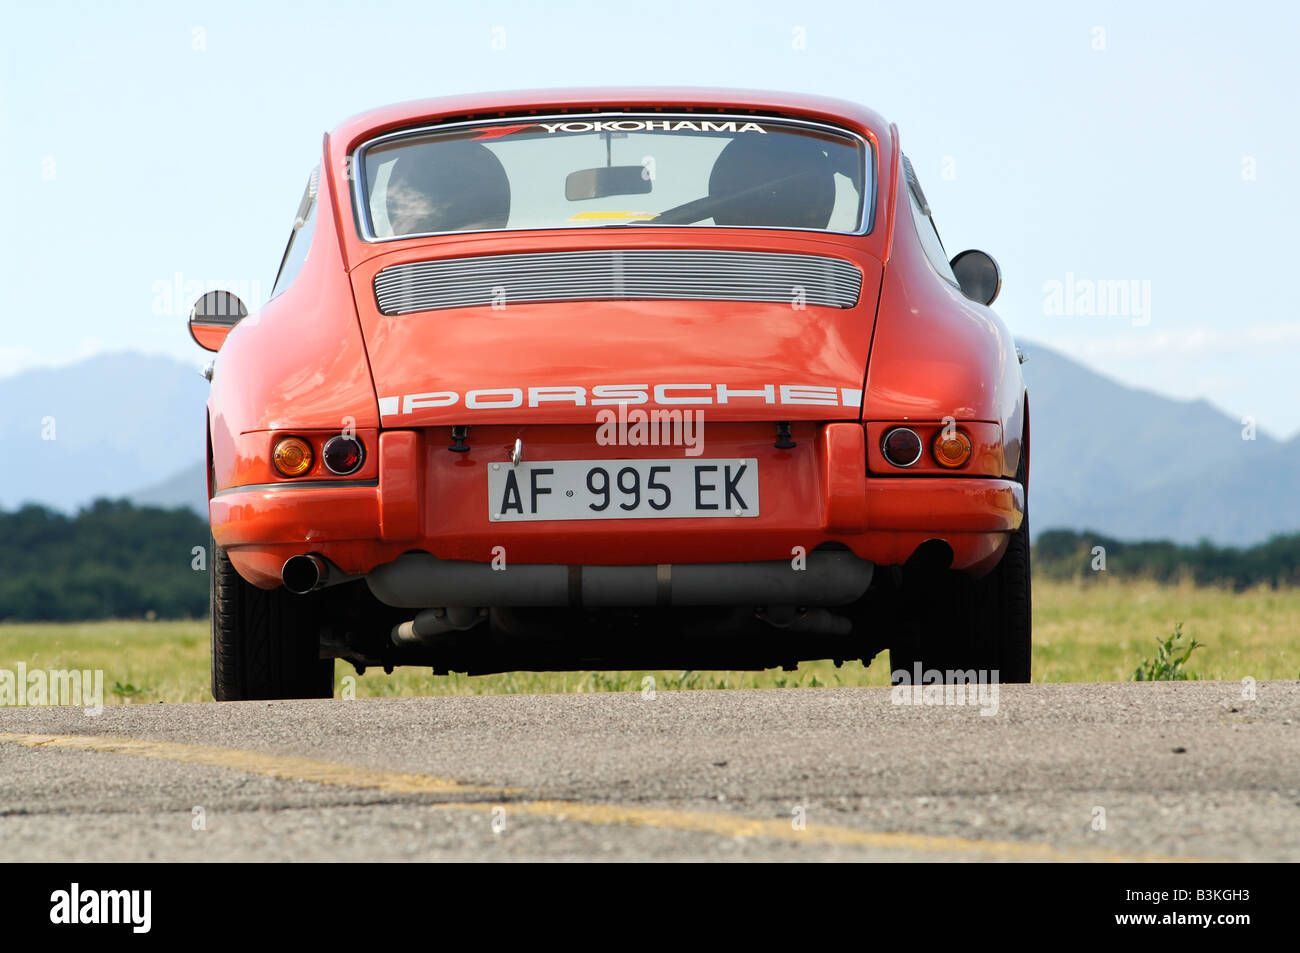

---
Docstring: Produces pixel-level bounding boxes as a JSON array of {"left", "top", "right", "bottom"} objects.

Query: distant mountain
[
  {"left": 129, "top": 461, "right": 208, "bottom": 516},
  {"left": 1020, "top": 343, "right": 1300, "bottom": 545},
  {"left": 2, "top": 347, "right": 1297, "bottom": 546},
  {"left": 0, "top": 353, "right": 208, "bottom": 513}
]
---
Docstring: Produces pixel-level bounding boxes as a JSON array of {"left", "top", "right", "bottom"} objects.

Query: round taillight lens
[
  {"left": 932, "top": 429, "right": 973, "bottom": 469},
  {"left": 881, "top": 427, "right": 923, "bottom": 467},
  {"left": 272, "top": 437, "right": 313, "bottom": 477},
  {"left": 322, "top": 435, "right": 365, "bottom": 475}
]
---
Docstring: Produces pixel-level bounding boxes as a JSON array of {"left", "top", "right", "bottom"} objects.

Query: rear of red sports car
[{"left": 195, "top": 89, "right": 1029, "bottom": 701}]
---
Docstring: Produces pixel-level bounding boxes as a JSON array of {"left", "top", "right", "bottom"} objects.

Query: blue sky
[{"left": 2, "top": 0, "right": 1297, "bottom": 436}]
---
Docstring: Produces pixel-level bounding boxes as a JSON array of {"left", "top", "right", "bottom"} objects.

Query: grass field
[{"left": 1, "top": 578, "right": 1296, "bottom": 704}]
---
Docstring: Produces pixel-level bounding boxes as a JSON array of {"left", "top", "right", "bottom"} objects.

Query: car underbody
[{"left": 293, "top": 543, "right": 947, "bottom": 677}]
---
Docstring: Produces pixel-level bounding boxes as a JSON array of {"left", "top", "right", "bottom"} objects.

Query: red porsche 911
[{"left": 191, "top": 88, "right": 1030, "bottom": 700}]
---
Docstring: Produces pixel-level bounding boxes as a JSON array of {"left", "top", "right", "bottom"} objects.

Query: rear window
[{"left": 354, "top": 113, "right": 871, "bottom": 239}]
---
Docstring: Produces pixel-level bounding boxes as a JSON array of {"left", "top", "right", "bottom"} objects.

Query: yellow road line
[
  {"left": 431, "top": 801, "right": 1195, "bottom": 862},
  {"left": 0, "top": 732, "right": 1195, "bottom": 861},
  {"left": 0, "top": 732, "right": 498, "bottom": 796}
]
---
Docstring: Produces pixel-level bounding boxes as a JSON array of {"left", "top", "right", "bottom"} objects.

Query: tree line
[
  {"left": 0, "top": 500, "right": 209, "bottom": 621},
  {"left": 1034, "top": 528, "right": 1300, "bottom": 589}
]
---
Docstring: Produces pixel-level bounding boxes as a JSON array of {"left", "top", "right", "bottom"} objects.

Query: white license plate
[{"left": 488, "top": 458, "right": 759, "bottom": 522}]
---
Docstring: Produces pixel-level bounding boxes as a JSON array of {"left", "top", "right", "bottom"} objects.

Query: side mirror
[
  {"left": 189, "top": 291, "right": 247, "bottom": 352},
  {"left": 950, "top": 250, "right": 1001, "bottom": 306}
]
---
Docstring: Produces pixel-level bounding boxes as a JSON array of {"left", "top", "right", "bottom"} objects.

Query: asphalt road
[{"left": 1, "top": 682, "right": 1297, "bottom": 861}]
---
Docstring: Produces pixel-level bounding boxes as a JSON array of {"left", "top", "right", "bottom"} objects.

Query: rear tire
[
  {"left": 210, "top": 535, "right": 334, "bottom": 701},
  {"left": 888, "top": 468, "right": 1031, "bottom": 684}
]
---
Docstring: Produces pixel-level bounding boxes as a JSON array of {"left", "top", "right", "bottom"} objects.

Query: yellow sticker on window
[{"left": 567, "top": 211, "right": 655, "bottom": 221}]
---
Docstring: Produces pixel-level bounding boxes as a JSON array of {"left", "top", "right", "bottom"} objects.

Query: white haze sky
[{"left": 1, "top": 0, "right": 1297, "bottom": 436}]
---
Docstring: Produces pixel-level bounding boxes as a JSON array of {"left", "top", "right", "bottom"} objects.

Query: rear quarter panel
[
  {"left": 864, "top": 160, "right": 1026, "bottom": 478},
  {"left": 207, "top": 136, "right": 380, "bottom": 494}
]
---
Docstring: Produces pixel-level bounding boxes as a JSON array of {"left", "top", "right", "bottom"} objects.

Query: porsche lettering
[{"left": 377, "top": 384, "right": 865, "bottom": 418}]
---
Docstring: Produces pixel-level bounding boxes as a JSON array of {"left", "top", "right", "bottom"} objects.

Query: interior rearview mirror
[
  {"left": 189, "top": 290, "right": 248, "bottom": 353},
  {"left": 949, "top": 250, "right": 1001, "bottom": 306},
  {"left": 565, "top": 166, "right": 653, "bottom": 201}
]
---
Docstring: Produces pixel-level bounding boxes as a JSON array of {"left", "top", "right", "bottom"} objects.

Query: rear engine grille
[{"left": 373, "top": 249, "right": 863, "bottom": 314}]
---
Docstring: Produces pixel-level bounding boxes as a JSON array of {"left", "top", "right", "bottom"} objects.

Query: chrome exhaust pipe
[
  {"left": 282, "top": 554, "right": 359, "bottom": 595},
  {"left": 282, "top": 553, "right": 361, "bottom": 594},
  {"left": 282, "top": 554, "right": 327, "bottom": 594}
]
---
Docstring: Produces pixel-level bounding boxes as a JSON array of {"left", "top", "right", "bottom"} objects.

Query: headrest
[
  {"left": 385, "top": 140, "right": 511, "bottom": 235},
  {"left": 707, "top": 135, "right": 835, "bottom": 228}
]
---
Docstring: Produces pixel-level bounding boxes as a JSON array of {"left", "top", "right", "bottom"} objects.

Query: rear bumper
[{"left": 212, "top": 424, "right": 1023, "bottom": 589}]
